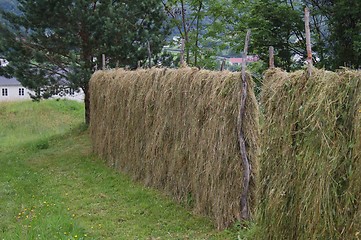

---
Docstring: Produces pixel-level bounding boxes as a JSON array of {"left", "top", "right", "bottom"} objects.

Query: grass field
[{"left": 0, "top": 100, "right": 245, "bottom": 239}]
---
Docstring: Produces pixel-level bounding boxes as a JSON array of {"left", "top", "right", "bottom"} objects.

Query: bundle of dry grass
[
  {"left": 89, "top": 67, "right": 260, "bottom": 229},
  {"left": 258, "top": 68, "right": 361, "bottom": 239}
]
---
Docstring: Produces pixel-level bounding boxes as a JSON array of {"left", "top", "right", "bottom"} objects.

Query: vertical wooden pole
[
  {"left": 239, "top": 29, "right": 251, "bottom": 221},
  {"left": 241, "top": 30, "right": 251, "bottom": 81},
  {"left": 305, "top": 7, "right": 313, "bottom": 76},
  {"left": 220, "top": 58, "right": 226, "bottom": 71},
  {"left": 147, "top": 41, "right": 152, "bottom": 68},
  {"left": 180, "top": 38, "right": 185, "bottom": 66},
  {"left": 102, "top": 54, "right": 106, "bottom": 70},
  {"left": 269, "top": 46, "right": 275, "bottom": 68}
]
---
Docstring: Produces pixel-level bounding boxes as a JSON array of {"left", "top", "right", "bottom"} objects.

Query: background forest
[{"left": 0, "top": 0, "right": 360, "bottom": 122}]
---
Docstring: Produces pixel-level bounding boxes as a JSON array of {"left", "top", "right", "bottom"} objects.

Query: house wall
[
  {"left": 0, "top": 85, "right": 84, "bottom": 102},
  {"left": 51, "top": 88, "right": 84, "bottom": 102},
  {"left": 0, "top": 86, "right": 33, "bottom": 102}
]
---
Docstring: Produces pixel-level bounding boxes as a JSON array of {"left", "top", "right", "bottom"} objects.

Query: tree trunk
[
  {"left": 180, "top": 0, "right": 189, "bottom": 64},
  {"left": 194, "top": 1, "right": 202, "bottom": 66},
  {"left": 84, "top": 84, "right": 90, "bottom": 125}
]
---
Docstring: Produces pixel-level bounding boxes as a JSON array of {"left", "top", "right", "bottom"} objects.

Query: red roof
[
  {"left": 228, "top": 56, "right": 259, "bottom": 64},
  {"left": 229, "top": 58, "right": 244, "bottom": 64}
]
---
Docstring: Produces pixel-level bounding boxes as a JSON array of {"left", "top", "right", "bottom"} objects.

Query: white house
[
  {"left": 0, "top": 75, "right": 84, "bottom": 102},
  {"left": 0, "top": 76, "right": 33, "bottom": 101},
  {"left": 1, "top": 58, "right": 83, "bottom": 102},
  {"left": 51, "top": 87, "right": 84, "bottom": 102}
]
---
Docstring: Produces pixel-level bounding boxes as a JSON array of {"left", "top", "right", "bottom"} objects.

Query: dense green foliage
[
  {"left": 0, "top": 0, "right": 168, "bottom": 123},
  {"left": 161, "top": 0, "right": 360, "bottom": 71},
  {"left": 311, "top": 0, "right": 361, "bottom": 69},
  {"left": 1, "top": 0, "right": 359, "bottom": 98}
]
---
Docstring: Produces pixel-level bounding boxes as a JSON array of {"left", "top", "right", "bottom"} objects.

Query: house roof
[
  {"left": 228, "top": 56, "right": 260, "bottom": 64},
  {"left": 229, "top": 58, "right": 245, "bottom": 64},
  {"left": 0, "top": 76, "right": 22, "bottom": 86}
]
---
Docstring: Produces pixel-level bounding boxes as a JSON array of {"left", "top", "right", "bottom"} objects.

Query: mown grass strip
[{"left": 0, "top": 100, "right": 242, "bottom": 239}]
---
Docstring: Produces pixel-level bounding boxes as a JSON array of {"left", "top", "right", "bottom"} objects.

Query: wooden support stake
[
  {"left": 305, "top": 7, "right": 313, "bottom": 77},
  {"left": 102, "top": 54, "right": 106, "bottom": 70},
  {"left": 147, "top": 41, "right": 152, "bottom": 68},
  {"left": 239, "top": 29, "right": 251, "bottom": 221},
  {"left": 269, "top": 46, "right": 275, "bottom": 68},
  {"left": 220, "top": 58, "right": 226, "bottom": 71},
  {"left": 180, "top": 38, "right": 185, "bottom": 66}
]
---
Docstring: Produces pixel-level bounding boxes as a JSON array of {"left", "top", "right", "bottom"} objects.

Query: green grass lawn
[{"left": 0, "top": 100, "right": 244, "bottom": 240}]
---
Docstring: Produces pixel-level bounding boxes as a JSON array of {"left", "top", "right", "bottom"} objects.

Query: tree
[
  {"left": 0, "top": 0, "right": 168, "bottom": 124},
  {"left": 248, "top": 0, "right": 305, "bottom": 71},
  {"left": 306, "top": 0, "right": 361, "bottom": 69},
  {"left": 188, "top": 0, "right": 305, "bottom": 71},
  {"left": 162, "top": 0, "right": 204, "bottom": 66}
]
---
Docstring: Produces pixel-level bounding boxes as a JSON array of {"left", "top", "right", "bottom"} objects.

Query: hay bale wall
[
  {"left": 259, "top": 68, "right": 361, "bottom": 239},
  {"left": 89, "top": 68, "right": 260, "bottom": 229}
]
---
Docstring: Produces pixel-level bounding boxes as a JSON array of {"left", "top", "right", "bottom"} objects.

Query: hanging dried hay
[
  {"left": 258, "top": 68, "right": 361, "bottom": 239},
  {"left": 89, "top": 67, "right": 260, "bottom": 229}
]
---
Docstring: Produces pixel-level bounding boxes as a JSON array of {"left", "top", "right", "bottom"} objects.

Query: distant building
[
  {"left": 0, "top": 58, "right": 83, "bottom": 102},
  {"left": 228, "top": 56, "right": 260, "bottom": 65},
  {"left": 0, "top": 58, "right": 9, "bottom": 67},
  {"left": 0, "top": 76, "right": 33, "bottom": 101},
  {"left": 0, "top": 75, "right": 84, "bottom": 102}
]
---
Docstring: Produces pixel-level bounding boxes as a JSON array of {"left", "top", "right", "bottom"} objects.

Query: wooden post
[
  {"left": 147, "top": 41, "right": 152, "bottom": 68},
  {"left": 239, "top": 29, "right": 251, "bottom": 221},
  {"left": 220, "top": 58, "right": 226, "bottom": 71},
  {"left": 180, "top": 38, "right": 185, "bottom": 66},
  {"left": 269, "top": 46, "right": 275, "bottom": 68},
  {"left": 102, "top": 54, "right": 106, "bottom": 70},
  {"left": 305, "top": 7, "right": 313, "bottom": 76}
]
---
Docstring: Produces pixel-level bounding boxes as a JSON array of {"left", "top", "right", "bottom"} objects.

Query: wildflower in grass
[{"left": 75, "top": 235, "right": 78, "bottom": 238}]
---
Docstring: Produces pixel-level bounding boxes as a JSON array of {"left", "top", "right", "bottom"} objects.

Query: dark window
[
  {"left": 65, "top": 88, "right": 75, "bottom": 95},
  {"left": 2, "top": 88, "right": 8, "bottom": 96},
  {"left": 19, "top": 88, "right": 25, "bottom": 96}
]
